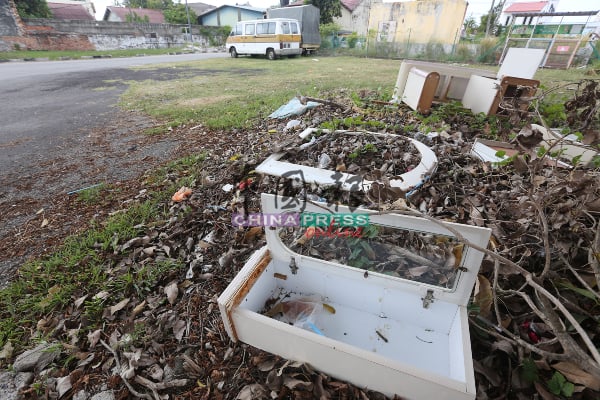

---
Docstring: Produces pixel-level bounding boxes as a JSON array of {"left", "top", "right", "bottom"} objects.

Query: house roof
[
  {"left": 187, "top": 2, "right": 215, "bottom": 16},
  {"left": 48, "top": 2, "right": 94, "bottom": 20},
  {"left": 504, "top": 1, "right": 548, "bottom": 14},
  {"left": 104, "top": 6, "right": 165, "bottom": 23},
  {"left": 340, "top": 0, "right": 362, "bottom": 12},
  {"left": 198, "top": 4, "right": 265, "bottom": 17}
]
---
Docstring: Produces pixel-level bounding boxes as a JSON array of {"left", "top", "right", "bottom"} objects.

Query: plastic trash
[
  {"left": 280, "top": 299, "right": 325, "bottom": 335},
  {"left": 318, "top": 153, "right": 332, "bottom": 169},
  {"left": 285, "top": 119, "right": 301, "bottom": 131},
  {"left": 269, "top": 97, "right": 320, "bottom": 119},
  {"left": 172, "top": 186, "right": 192, "bottom": 202}
]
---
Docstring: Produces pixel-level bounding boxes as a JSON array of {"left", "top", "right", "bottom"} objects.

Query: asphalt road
[
  {"left": 0, "top": 51, "right": 228, "bottom": 282},
  {"left": 0, "top": 51, "right": 228, "bottom": 200}
]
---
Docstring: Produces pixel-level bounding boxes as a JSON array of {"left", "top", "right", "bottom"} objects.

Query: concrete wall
[
  {"left": 0, "top": 18, "right": 223, "bottom": 51},
  {"left": 369, "top": 0, "right": 467, "bottom": 46},
  {"left": 0, "top": 0, "right": 20, "bottom": 36}
]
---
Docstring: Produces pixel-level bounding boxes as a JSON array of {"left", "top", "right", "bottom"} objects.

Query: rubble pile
[{"left": 1, "top": 83, "right": 599, "bottom": 399}]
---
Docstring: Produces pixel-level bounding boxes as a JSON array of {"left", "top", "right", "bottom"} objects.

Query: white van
[{"left": 226, "top": 18, "right": 303, "bottom": 60}]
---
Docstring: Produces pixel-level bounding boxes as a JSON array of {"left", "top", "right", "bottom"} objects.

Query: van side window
[
  {"left": 291, "top": 22, "right": 299, "bottom": 34},
  {"left": 234, "top": 23, "right": 242, "bottom": 36},
  {"left": 244, "top": 23, "right": 255, "bottom": 35},
  {"left": 281, "top": 21, "right": 290, "bottom": 34},
  {"left": 257, "top": 22, "right": 276, "bottom": 35}
]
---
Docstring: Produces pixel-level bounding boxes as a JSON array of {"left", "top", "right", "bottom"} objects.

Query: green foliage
[
  {"left": 547, "top": 371, "right": 574, "bottom": 397},
  {"left": 347, "top": 33, "right": 358, "bottom": 49},
  {"left": 477, "top": 36, "right": 499, "bottom": 63},
  {"left": 123, "top": 0, "right": 172, "bottom": 9},
  {"left": 538, "top": 101, "right": 566, "bottom": 128},
  {"left": 454, "top": 43, "right": 473, "bottom": 62},
  {"left": 463, "top": 16, "right": 478, "bottom": 37},
  {"left": 319, "top": 22, "right": 341, "bottom": 38},
  {"left": 163, "top": 3, "right": 196, "bottom": 24},
  {"left": 307, "top": 0, "right": 341, "bottom": 24},
  {"left": 199, "top": 25, "right": 230, "bottom": 46},
  {"left": 519, "top": 358, "right": 539, "bottom": 384},
  {"left": 15, "top": 0, "right": 51, "bottom": 18}
]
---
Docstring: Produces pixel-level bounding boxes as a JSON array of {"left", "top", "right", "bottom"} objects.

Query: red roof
[
  {"left": 341, "top": 0, "right": 362, "bottom": 12},
  {"left": 504, "top": 1, "right": 548, "bottom": 13},
  {"left": 48, "top": 2, "right": 95, "bottom": 20},
  {"left": 105, "top": 6, "right": 165, "bottom": 23}
]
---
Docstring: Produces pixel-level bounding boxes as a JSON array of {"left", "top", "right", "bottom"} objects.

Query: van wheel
[
  {"left": 230, "top": 47, "right": 238, "bottom": 58},
  {"left": 266, "top": 49, "right": 276, "bottom": 60}
]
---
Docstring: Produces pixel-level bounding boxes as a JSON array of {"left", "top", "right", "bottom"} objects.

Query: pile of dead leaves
[{"left": 1, "top": 84, "right": 600, "bottom": 400}]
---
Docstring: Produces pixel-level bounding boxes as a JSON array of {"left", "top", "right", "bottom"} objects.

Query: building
[
  {"left": 48, "top": 0, "right": 95, "bottom": 21},
  {"left": 187, "top": 1, "right": 216, "bottom": 21},
  {"left": 368, "top": 0, "right": 468, "bottom": 46},
  {"left": 197, "top": 4, "right": 265, "bottom": 27},
  {"left": 102, "top": 6, "right": 165, "bottom": 23},
  {"left": 334, "top": 0, "right": 370, "bottom": 36},
  {"left": 501, "top": 1, "right": 557, "bottom": 25}
]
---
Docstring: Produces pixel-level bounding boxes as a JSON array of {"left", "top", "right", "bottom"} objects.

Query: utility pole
[
  {"left": 485, "top": 0, "right": 495, "bottom": 37},
  {"left": 184, "top": 0, "right": 192, "bottom": 42}
]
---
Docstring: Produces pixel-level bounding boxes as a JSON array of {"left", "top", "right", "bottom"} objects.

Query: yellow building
[{"left": 368, "top": 0, "right": 468, "bottom": 46}]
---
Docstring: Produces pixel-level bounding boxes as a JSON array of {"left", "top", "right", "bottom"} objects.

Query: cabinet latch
[
  {"left": 289, "top": 257, "right": 298, "bottom": 274},
  {"left": 422, "top": 289, "right": 435, "bottom": 309}
]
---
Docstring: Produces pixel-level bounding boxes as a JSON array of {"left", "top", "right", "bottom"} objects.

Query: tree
[
  {"left": 482, "top": 0, "right": 506, "bottom": 36},
  {"left": 463, "top": 16, "right": 478, "bottom": 37},
  {"left": 14, "top": 0, "right": 51, "bottom": 18},
  {"left": 163, "top": 3, "right": 196, "bottom": 24},
  {"left": 305, "top": 0, "right": 341, "bottom": 25}
]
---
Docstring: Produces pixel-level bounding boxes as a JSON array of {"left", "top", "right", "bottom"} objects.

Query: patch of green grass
[
  {"left": 0, "top": 192, "right": 173, "bottom": 354},
  {"left": 120, "top": 57, "right": 400, "bottom": 130},
  {"left": 75, "top": 183, "right": 106, "bottom": 205}
]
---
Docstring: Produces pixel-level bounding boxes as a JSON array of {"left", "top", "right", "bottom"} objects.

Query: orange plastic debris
[{"left": 172, "top": 186, "right": 193, "bottom": 202}]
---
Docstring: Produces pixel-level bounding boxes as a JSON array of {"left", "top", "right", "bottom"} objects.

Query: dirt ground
[{"left": 0, "top": 111, "right": 187, "bottom": 289}]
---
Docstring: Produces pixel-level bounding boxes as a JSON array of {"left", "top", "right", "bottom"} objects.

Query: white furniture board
[
  {"left": 498, "top": 48, "right": 545, "bottom": 80},
  {"left": 461, "top": 75, "right": 499, "bottom": 115},
  {"left": 402, "top": 67, "right": 429, "bottom": 110}
]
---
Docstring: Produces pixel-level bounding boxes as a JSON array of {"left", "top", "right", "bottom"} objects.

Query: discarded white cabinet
[
  {"left": 462, "top": 48, "right": 544, "bottom": 115},
  {"left": 392, "top": 60, "right": 497, "bottom": 107},
  {"left": 255, "top": 128, "right": 438, "bottom": 193},
  {"left": 401, "top": 67, "right": 440, "bottom": 114},
  {"left": 219, "top": 193, "right": 492, "bottom": 399}
]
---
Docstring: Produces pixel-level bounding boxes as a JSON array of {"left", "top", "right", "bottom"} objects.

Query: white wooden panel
[
  {"left": 462, "top": 75, "right": 499, "bottom": 115},
  {"left": 498, "top": 48, "right": 545, "bottom": 80}
]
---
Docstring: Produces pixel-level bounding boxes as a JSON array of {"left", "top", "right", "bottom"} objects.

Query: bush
[
  {"left": 348, "top": 33, "right": 358, "bottom": 49},
  {"left": 478, "top": 36, "right": 499, "bottom": 63},
  {"left": 454, "top": 43, "right": 473, "bottom": 62}
]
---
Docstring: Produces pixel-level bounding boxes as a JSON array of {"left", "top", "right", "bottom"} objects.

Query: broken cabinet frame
[{"left": 219, "top": 194, "right": 492, "bottom": 399}]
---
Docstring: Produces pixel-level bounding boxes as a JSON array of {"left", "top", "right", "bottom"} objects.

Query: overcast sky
[{"left": 94, "top": 0, "right": 600, "bottom": 24}]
